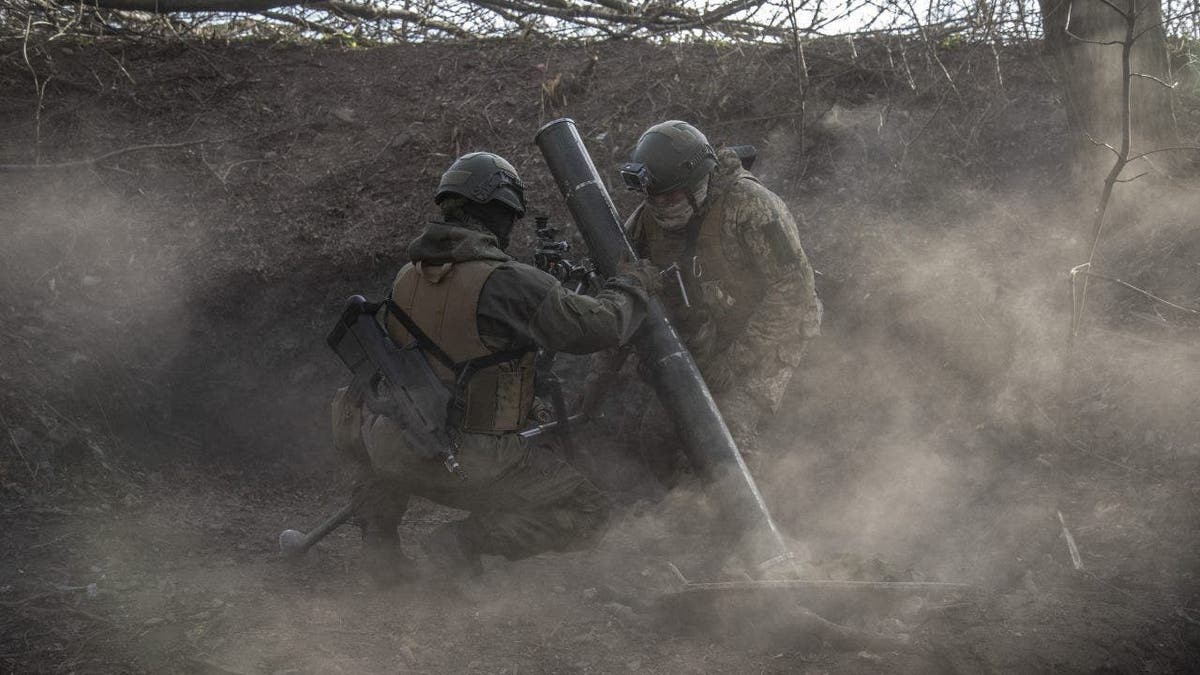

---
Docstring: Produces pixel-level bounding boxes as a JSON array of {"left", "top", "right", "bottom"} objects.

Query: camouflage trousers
[
  {"left": 340, "top": 404, "right": 609, "bottom": 561},
  {"left": 635, "top": 343, "right": 803, "bottom": 484}
]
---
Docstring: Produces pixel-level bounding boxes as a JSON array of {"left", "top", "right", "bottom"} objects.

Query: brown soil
[{"left": 1, "top": 37, "right": 1198, "bottom": 673}]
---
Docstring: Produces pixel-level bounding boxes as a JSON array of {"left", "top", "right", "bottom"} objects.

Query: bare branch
[
  {"left": 258, "top": 9, "right": 341, "bottom": 35},
  {"left": 316, "top": 1, "right": 474, "bottom": 37},
  {"left": 1095, "top": 0, "right": 1132, "bottom": 20},
  {"left": 582, "top": 0, "right": 634, "bottom": 12},
  {"left": 81, "top": 0, "right": 299, "bottom": 11},
  {"left": 1085, "top": 132, "right": 1121, "bottom": 157},
  {"left": 0, "top": 137, "right": 227, "bottom": 172},
  {"left": 1063, "top": 0, "right": 1126, "bottom": 46},
  {"left": 67, "top": 0, "right": 771, "bottom": 37},
  {"left": 1126, "top": 145, "right": 1200, "bottom": 163},
  {"left": 1113, "top": 171, "right": 1148, "bottom": 182},
  {"left": 1065, "top": 27, "right": 1126, "bottom": 46},
  {"left": 1129, "top": 72, "right": 1177, "bottom": 89},
  {"left": 1079, "top": 270, "right": 1200, "bottom": 315},
  {"left": 1132, "top": 7, "right": 1200, "bottom": 41}
]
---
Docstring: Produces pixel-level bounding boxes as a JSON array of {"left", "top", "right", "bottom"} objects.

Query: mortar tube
[{"left": 534, "top": 118, "right": 794, "bottom": 574}]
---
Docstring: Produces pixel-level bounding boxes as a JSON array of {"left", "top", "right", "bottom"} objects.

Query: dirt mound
[
  {"left": 0, "top": 37, "right": 1076, "bottom": 466},
  {"left": 1, "top": 36, "right": 1198, "bottom": 673}
]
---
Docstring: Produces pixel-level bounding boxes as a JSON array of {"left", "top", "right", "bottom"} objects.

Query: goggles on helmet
[{"left": 619, "top": 162, "right": 654, "bottom": 192}]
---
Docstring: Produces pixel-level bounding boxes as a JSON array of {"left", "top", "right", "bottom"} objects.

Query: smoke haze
[{"left": 1, "top": 36, "right": 1197, "bottom": 673}]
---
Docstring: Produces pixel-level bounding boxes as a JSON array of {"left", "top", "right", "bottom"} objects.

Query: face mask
[
  {"left": 649, "top": 198, "right": 693, "bottom": 231},
  {"left": 647, "top": 179, "right": 708, "bottom": 231}
]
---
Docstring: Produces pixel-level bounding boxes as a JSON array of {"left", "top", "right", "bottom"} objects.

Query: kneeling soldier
[
  {"left": 331, "top": 151, "right": 658, "bottom": 583},
  {"left": 582, "top": 121, "right": 822, "bottom": 484}
]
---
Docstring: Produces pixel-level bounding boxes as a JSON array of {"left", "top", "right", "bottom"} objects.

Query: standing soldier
[
  {"left": 581, "top": 120, "right": 821, "bottom": 484},
  {"left": 331, "top": 151, "right": 659, "bottom": 584}
]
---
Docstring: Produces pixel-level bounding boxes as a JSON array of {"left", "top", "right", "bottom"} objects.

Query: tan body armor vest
[{"left": 386, "top": 260, "right": 536, "bottom": 434}]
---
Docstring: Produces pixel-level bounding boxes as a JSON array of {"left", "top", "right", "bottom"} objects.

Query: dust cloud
[
  {"left": 0, "top": 171, "right": 204, "bottom": 467},
  {"left": 743, "top": 108, "right": 1199, "bottom": 605},
  {"left": 2, "top": 37, "right": 1197, "bottom": 673}
]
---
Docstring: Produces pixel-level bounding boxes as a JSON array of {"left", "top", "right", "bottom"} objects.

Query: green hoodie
[{"left": 403, "top": 217, "right": 648, "bottom": 355}]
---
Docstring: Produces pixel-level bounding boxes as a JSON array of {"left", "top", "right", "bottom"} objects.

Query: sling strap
[{"left": 381, "top": 299, "right": 536, "bottom": 394}]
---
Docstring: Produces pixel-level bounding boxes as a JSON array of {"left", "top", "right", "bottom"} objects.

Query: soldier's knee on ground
[{"left": 469, "top": 479, "right": 611, "bottom": 561}]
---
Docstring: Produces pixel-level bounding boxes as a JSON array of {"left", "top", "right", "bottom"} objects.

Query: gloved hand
[{"left": 615, "top": 258, "right": 663, "bottom": 294}]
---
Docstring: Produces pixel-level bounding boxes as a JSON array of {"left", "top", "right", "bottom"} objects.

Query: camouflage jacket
[{"left": 625, "top": 147, "right": 820, "bottom": 370}]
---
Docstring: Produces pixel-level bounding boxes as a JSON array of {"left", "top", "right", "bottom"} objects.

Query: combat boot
[
  {"left": 360, "top": 519, "right": 416, "bottom": 587},
  {"left": 421, "top": 521, "right": 484, "bottom": 578}
]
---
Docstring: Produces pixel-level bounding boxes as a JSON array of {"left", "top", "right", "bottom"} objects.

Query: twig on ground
[
  {"left": 1033, "top": 402, "right": 1140, "bottom": 472},
  {"left": 0, "top": 137, "right": 230, "bottom": 172},
  {"left": 1057, "top": 510, "right": 1084, "bottom": 571},
  {"left": 19, "top": 603, "right": 115, "bottom": 626},
  {"left": 187, "top": 658, "right": 254, "bottom": 675},
  {"left": 29, "top": 533, "right": 74, "bottom": 549},
  {"left": 0, "top": 591, "right": 57, "bottom": 609},
  {"left": 220, "top": 158, "right": 268, "bottom": 184},
  {"left": 795, "top": 604, "right": 918, "bottom": 652},
  {"left": 0, "top": 410, "right": 37, "bottom": 480}
]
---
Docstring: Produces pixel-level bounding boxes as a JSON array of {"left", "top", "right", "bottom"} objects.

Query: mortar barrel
[{"left": 534, "top": 118, "right": 791, "bottom": 571}]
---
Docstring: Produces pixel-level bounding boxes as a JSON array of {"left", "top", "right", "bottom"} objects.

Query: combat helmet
[
  {"left": 435, "top": 152, "right": 527, "bottom": 216},
  {"left": 620, "top": 121, "right": 717, "bottom": 195}
]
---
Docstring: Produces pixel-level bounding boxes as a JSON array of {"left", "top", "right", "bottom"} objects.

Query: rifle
[{"left": 326, "top": 295, "right": 465, "bottom": 477}]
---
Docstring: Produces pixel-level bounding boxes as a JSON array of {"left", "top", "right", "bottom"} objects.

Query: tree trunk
[{"left": 1040, "top": 0, "right": 1178, "bottom": 171}]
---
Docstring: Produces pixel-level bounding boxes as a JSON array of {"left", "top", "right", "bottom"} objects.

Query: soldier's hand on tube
[{"left": 616, "top": 258, "right": 663, "bottom": 294}]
